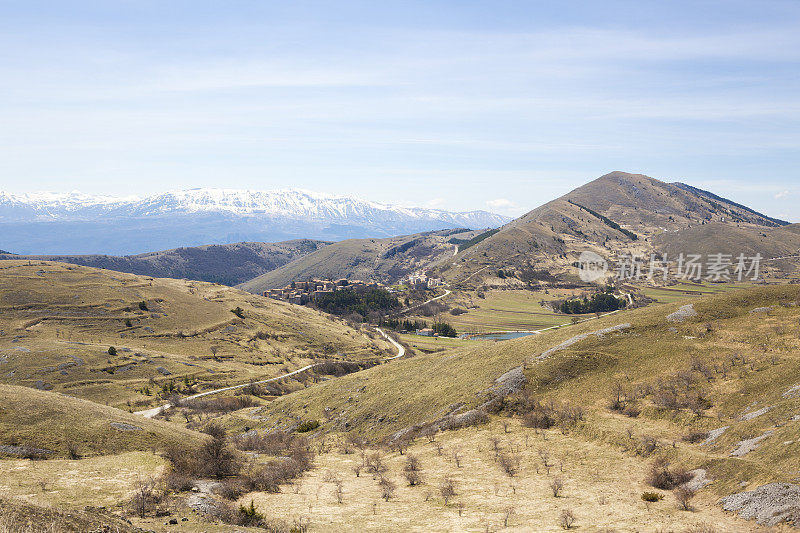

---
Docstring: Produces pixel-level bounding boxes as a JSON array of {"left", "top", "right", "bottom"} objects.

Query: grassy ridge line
[{"left": 567, "top": 199, "right": 638, "bottom": 240}]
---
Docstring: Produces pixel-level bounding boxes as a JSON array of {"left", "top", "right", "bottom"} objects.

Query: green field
[
  {"left": 412, "top": 289, "right": 594, "bottom": 334},
  {"left": 640, "top": 280, "right": 753, "bottom": 304}
]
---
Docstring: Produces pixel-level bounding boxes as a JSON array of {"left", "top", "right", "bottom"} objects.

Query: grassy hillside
[
  {"left": 239, "top": 229, "right": 479, "bottom": 292},
  {"left": 0, "top": 384, "right": 205, "bottom": 458},
  {"left": 0, "top": 260, "right": 392, "bottom": 408},
  {"left": 654, "top": 222, "right": 800, "bottom": 265},
  {"left": 241, "top": 284, "right": 800, "bottom": 457},
  {"left": 0, "top": 496, "right": 137, "bottom": 532},
  {"left": 0, "top": 239, "right": 327, "bottom": 286},
  {"left": 436, "top": 171, "right": 796, "bottom": 286},
  {"left": 190, "top": 283, "right": 800, "bottom": 531}
]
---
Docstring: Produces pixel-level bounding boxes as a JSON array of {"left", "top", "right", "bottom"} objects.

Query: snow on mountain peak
[{"left": 0, "top": 187, "right": 510, "bottom": 227}]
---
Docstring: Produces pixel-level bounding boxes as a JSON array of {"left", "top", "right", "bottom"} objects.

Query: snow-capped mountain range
[{"left": 0, "top": 188, "right": 510, "bottom": 255}]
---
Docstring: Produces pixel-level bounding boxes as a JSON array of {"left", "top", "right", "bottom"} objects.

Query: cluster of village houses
[
  {"left": 263, "top": 278, "right": 378, "bottom": 305},
  {"left": 263, "top": 273, "right": 443, "bottom": 306},
  {"left": 405, "top": 273, "right": 443, "bottom": 290}
]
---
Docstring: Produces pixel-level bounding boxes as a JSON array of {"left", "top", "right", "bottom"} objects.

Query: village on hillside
[{"left": 263, "top": 272, "right": 443, "bottom": 305}]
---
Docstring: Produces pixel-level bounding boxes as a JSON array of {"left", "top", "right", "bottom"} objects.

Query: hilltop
[
  {"left": 435, "top": 171, "right": 799, "bottom": 285},
  {"left": 0, "top": 239, "right": 327, "bottom": 286},
  {"left": 0, "top": 260, "right": 393, "bottom": 409}
]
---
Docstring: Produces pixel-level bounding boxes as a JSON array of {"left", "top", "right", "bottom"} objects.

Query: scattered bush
[
  {"left": 646, "top": 458, "right": 691, "bottom": 490},
  {"left": 675, "top": 485, "right": 696, "bottom": 511},
  {"left": 641, "top": 491, "right": 664, "bottom": 502},
  {"left": 559, "top": 508, "right": 575, "bottom": 529},
  {"left": 107, "top": 346, "right": 117, "bottom": 356},
  {"left": 296, "top": 420, "right": 320, "bottom": 433}
]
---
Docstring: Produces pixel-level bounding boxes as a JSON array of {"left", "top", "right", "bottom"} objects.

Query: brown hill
[
  {"left": 0, "top": 239, "right": 327, "bottom": 286},
  {"left": 436, "top": 172, "right": 794, "bottom": 285}
]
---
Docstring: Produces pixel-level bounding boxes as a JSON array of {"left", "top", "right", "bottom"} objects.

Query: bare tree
[
  {"left": 131, "top": 475, "right": 155, "bottom": 518},
  {"left": 379, "top": 477, "right": 396, "bottom": 501},
  {"left": 550, "top": 477, "right": 564, "bottom": 497},
  {"left": 439, "top": 477, "right": 457, "bottom": 505},
  {"left": 452, "top": 447, "right": 463, "bottom": 468},
  {"left": 559, "top": 508, "right": 575, "bottom": 529},
  {"left": 366, "top": 451, "right": 387, "bottom": 479},
  {"left": 403, "top": 454, "right": 422, "bottom": 486},
  {"left": 503, "top": 506, "right": 515, "bottom": 527},
  {"left": 333, "top": 479, "right": 344, "bottom": 504},
  {"left": 674, "top": 486, "right": 695, "bottom": 511}
]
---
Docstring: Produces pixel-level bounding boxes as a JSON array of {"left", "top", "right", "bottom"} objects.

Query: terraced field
[{"left": 410, "top": 289, "right": 592, "bottom": 334}]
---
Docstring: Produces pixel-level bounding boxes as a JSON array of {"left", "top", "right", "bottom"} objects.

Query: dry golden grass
[
  {"left": 0, "top": 451, "right": 165, "bottom": 509},
  {"left": 0, "top": 384, "right": 205, "bottom": 458},
  {"left": 0, "top": 260, "right": 392, "bottom": 408},
  {"left": 238, "top": 419, "right": 764, "bottom": 532}
]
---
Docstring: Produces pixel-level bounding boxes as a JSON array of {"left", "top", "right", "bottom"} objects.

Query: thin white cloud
[
  {"left": 487, "top": 198, "right": 516, "bottom": 210},
  {"left": 775, "top": 190, "right": 790, "bottom": 199}
]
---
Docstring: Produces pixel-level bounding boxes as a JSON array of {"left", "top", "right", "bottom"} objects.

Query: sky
[{"left": 0, "top": 1, "right": 798, "bottom": 221}]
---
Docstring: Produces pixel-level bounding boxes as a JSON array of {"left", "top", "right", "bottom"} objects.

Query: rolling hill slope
[
  {"left": 229, "top": 284, "right": 800, "bottom": 528},
  {"left": 0, "top": 384, "right": 206, "bottom": 458},
  {"left": 0, "top": 239, "right": 328, "bottom": 286},
  {"left": 0, "top": 260, "right": 393, "bottom": 409}
]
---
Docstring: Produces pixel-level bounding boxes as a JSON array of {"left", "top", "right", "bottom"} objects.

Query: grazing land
[{"left": 0, "top": 260, "right": 392, "bottom": 410}]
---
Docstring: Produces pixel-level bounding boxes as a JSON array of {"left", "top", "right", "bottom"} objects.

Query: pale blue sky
[{"left": 0, "top": 1, "right": 798, "bottom": 220}]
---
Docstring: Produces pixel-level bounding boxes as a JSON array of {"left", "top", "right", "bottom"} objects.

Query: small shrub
[
  {"left": 107, "top": 346, "right": 117, "bottom": 356},
  {"left": 559, "top": 508, "right": 575, "bottom": 529},
  {"left": 231, "top": 306, "right": 245, "bottom": 319},
  {"left": 138, "top": 301, "right": 148, "bottom": 311},
  {"left": 682, "top": 431, "right": 709, "bottom": 444},
  {"left": 238, "top": 500, "right": 264, "bottom": 527},
  {"left": 647, "top": 458, "right": 692, "bottom": 490},
  {"left": 641, "top": 491, "right": 664, "bottom": 502},
  {"left": 297, "top": 420, "right": 320, "bottom": 433},
  {"left": 522, "top": 407, "right": 555, "bottom": 429},
  {"left": 498, "top": 452, "right": 521, "bottom": 477},
  {"left": 623, "top": 405, "right": 641, "bottom": 418}
]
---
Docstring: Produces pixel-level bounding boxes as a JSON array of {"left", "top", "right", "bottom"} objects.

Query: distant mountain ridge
[
  {"left": 0, "top": 240, "right": 327, "bottom": 286},
  {"left": 0, "top": 188, "right": 510, "bottom": 255}
]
